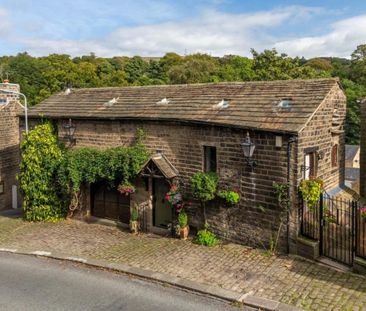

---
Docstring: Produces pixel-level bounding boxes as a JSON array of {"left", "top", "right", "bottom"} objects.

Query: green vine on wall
[{"left": 19, "top": 125, "right": 149, "bottom": 221}]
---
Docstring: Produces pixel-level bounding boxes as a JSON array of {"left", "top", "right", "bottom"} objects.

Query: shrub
[
  {"left": 130, "top": 206, "right": 139, "bottom": 222},
  {"left": 218, "top": 191, "right": 240, "bottom": 205},
  {"left": 299, "top": 179, "right": 323, "bottom": 209},
  {"left": 178, "top": 210, "right": 188, "bottom": 228},
  {"left": 18, "top": 122, "right": 67, "bottom": 221},
  {"left": 191, "top": 172, "right": 218, "bottom": 202},
  {"left": 194, "top": 229, "right": 219, "bottom": 247},
  {"left": 191, "top": 172, "right": 218, "bottom": 225}
]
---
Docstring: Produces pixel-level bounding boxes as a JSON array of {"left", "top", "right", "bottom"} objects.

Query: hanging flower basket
[
  {"left": 118, "top": 182, "right": 136, "bottom": 195},
  {"left": 360, "top": 207, "right": 366, "bottom": 221},
  {"left": 165, "top": 182, "right": 182, "bottom": 205}
]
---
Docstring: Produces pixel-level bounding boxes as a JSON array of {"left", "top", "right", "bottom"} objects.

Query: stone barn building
[
  {"left": 26, "top": 78, "right": 346, "bottom": 253},
  {"left": 0, "top": 82, "right": 21, "bottom": 210}
]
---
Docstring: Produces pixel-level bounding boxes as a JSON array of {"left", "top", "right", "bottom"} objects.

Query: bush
[
  {"left": 18, "top": 122, "right": 67, "bottom": 221},
  {"left": 218, "top": 191, "right": 240, "bottom": 205},
  {"left": 178, "top": 210, "right": 188, "bottom": 228},
  {"left": 191, "top": 172, "right": 218, "bottom": 202},
  {"left": 194, "top": 229, "right": 219, "bottom": 247}
]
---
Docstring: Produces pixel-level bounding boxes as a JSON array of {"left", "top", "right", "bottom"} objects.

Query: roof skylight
[
  {"left": 214, "top": 99, "right": 230, "bottom": 109},
  {"left": 156, "top": 98, "right": 170, "bottom": 105},
  {"left": 278, "top": 99, "right": 292, "bottom": 109},
  {"left": 104, "top": 97, "right": 119, "bottom": 107}
]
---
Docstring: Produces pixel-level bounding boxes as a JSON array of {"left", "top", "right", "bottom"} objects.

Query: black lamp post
[
  {"left": 241, "top": 132, "right": 256, "bottom": 171},
  {"left": 63, "top": 119, "right": 76, "bottom": 145}
]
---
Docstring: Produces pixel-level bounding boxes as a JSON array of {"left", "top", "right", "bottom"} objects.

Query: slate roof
[
  {"left": 345, "top": 167, "right": 360, "bottom": 181},
  {"left": 27, "top": 78, "right": 340, "bottom": 134},
  {"left": 345, "top": 144, "right": 360, "bottom": 161}
]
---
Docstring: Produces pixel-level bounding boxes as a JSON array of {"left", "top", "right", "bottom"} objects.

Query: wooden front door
[
  {"left": 91, "top": 182, "right": 130, "bottom": 223},
  {"left": 152, "top": 179, "right": 172, "bottom": 229}
]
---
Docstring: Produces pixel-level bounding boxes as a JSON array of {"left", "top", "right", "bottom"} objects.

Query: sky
[{"left": 0, "top": 0, "right": 365, "bottom": 58}]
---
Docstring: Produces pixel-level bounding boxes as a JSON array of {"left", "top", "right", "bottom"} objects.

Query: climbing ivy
[
  {"left": 58, "top": 128, "right": 149, "bottom": 213},
  {"left": 19, "top": 125, "right": 149, "bottom": 221},
  {"left": 18, "top": 122, "right": 67, "bottom": 221},
  {"left": 299, "top": 179, "right": 323, "bottom": 209}
]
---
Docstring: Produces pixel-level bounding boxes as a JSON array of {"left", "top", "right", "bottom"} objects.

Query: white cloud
[
  {"left": 6, "top": 6, "right": 366, "bottom": 58},
  {"left": 0, "top": 8, "right": 10, "bottom": 35},
  {"left": 274, "top": 15, "right": 366, "bottom": 58}
]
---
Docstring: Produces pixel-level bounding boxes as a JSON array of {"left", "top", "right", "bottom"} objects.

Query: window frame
[
  {"left": 331, "top": 144, "right": 339, "bottom": 168},
  {"left": 203, "top": 145, "right": 217, "bottom": 173},
  {"left": 304, "top": 150, "right": 318, "bottom": 180}
]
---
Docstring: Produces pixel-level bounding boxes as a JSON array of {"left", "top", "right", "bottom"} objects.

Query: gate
[{"left": 300, "top": 194, "right": 360, "bottom": 266}]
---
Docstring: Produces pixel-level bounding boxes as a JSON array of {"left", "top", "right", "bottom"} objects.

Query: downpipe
[{"left": 287, "top": 136, "right": 298, "bottom": 254}]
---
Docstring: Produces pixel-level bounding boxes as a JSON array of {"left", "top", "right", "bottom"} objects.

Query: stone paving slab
[{"left": 0, "top": 216, "right": 365, "bottom": 310}]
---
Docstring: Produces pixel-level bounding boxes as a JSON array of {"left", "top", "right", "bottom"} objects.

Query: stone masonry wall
[
  {"left": 361, "top": 99, "right": 366, "bottom": 198},
  {"left": 56, "top": 119, "right": 291, "bottom": 249},
  {"left": 292, "top": 84, "right": 346, "bottom": 254},
  {"left": 0, "top": 83, "right": 20, "bottom": 210},
  {"left": 297, "top": 84, "right": 346, "bottom": 190}
]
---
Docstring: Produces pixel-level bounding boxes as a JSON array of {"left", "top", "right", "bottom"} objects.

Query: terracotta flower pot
[
  {"left": 130, "top": 221, "right": 139, "bottom": 234},
  {"left": 179, "top": 226, "right": 189, "bottom": 240}
]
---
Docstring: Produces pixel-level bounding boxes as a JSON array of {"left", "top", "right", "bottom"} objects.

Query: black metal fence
[{"left": 300, "top": 194, "right": 365, "bottom": 266}]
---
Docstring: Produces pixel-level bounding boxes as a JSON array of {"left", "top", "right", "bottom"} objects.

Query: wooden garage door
[{"left": 92, "top": 182, "right": 130, "bottom": 223}]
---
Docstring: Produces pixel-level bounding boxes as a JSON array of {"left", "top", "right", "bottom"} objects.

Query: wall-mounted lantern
[
  {"left": 62, "top": 118, "right": 76, "bottom": 145},
  {"left": 241, "top": 132, "right": 257, "bottom": 171}
]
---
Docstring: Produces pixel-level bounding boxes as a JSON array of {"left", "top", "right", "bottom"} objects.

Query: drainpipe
[{"left": 287, "top": 136, "right": 298, "bottom": 254}]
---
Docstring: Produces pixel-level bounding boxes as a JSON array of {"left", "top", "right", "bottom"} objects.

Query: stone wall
[
  {"left": 0, "top": 83, "right": 20, "bottom": 210},
  {"left": 56, "top": 118, "right": 291, "bottom": 249},
  {"left": 361, "top": 99, "right": 366, "bottom": 198}
]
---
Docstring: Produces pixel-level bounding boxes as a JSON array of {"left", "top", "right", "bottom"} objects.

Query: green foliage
[
  {"left": 299, "top": 179, "right": 323, "bottom": 209},
  {"left": 218, "top": 191, "right": 240, "bottom": 206},
  {"left": 18, "top": 122, "right": 67, "bottom": 221},
  {"left": 130, "top": 205, "right": 139, "bottom": 222},
  {"left": 59, "top": 129, "right": 149, "bottom": 193},
  {"left": 1, "top": 46, "right": 365, "bottom": 143},
  {"left": 273, "top": 182, "right": 290, "bottom": 212},
  {"left": 191, "top": 172, "right": 218, "bottom": 202},
  {"left": 178, "top": 210, "right": 188, "bottom": 228},
  {"left": 194, "top": 229, "right": 219, "bottom": 247}
]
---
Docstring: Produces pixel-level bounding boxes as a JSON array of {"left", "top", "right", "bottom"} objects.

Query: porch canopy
[{"left": 139, "top": 153, "right": 179, "bottom": 179}]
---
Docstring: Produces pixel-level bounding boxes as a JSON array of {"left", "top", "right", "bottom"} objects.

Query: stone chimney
[
  {"left": 361, "top": 99, "right": 366, "bottom": 198},
  {"left": 0, "top": 80, "right": 21, "bottom": 210}
]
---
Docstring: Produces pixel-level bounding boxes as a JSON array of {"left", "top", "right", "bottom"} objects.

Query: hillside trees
[{"left": 0, "top": 47, "right": 365, "bottom": 143}]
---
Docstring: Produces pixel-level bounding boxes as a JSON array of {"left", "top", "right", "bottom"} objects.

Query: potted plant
[
  {"left": 129, "top": 205, "right": 139, "bottom": 234},
  {"left": 178, "top": 209, "right": 189, "bottom": 240}
]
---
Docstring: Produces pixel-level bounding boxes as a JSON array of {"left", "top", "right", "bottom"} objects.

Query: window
[
  {"left": 331, "top": 144, "right": 338, "bottom": 168},
  {"left": 304, "top": 152, "right": 317, "bottom": 180},
  {"left": 204, "top": 146, "right": 217, "bottom": 173}
]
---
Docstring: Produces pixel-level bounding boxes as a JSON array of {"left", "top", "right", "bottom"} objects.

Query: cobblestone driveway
[{"left": 0, "top": 216, "right": 365, "bottom": 310}]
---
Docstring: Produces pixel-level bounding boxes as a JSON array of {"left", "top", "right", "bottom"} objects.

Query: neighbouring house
[
  {"left": 361, "top": 99, "right": 366, "bottom": 198},
  {"left": 345, "top": 145, "right": 360, "bottom": 192},
  {"left": 345, "top": 145, "right": 360, "bottom": 168},
  {"left": 25, "top": 78, "right": 346, "bottom": 253},
  {"left": 0, "top": 82, "right": 21, "bottom": 210}
]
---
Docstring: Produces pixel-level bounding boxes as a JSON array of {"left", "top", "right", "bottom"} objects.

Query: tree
[
  {"left": 351, "top": 44, "right": 366, "bottom": 85},
  {"left": 168, "top": 54, "right": 218, "bottom": 84}
]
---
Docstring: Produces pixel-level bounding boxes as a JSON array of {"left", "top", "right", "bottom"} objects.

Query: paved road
[{"left": 0, "top": 253, "right": 250, "bottom": 311}]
